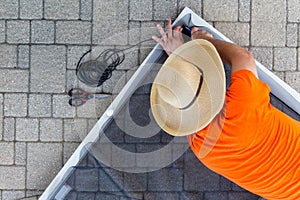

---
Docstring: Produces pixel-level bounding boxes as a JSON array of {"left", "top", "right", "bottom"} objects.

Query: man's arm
[
  {"left": 191, "top": 28, "right": 258, "bottom": 77},
  {"left": 151, "top": 20, "right": 257, "bottom": 78}
]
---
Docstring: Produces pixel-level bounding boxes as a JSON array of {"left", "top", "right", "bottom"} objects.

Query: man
[{"left": 151, "top": 19, "right": 300, "bottom": 200}]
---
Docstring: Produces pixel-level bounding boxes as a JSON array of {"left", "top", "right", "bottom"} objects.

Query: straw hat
[{"left": 150, "top": 39, "right": 226, "bottom": 136}]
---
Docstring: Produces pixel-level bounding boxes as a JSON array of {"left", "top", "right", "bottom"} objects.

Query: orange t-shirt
[{"left": 188, "top": 70, "right": 300, "bottom": 200}]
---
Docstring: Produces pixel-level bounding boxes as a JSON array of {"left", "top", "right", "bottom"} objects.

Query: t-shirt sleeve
[{"left": 226, "top": 69, "right": 270, "bottom": 103}]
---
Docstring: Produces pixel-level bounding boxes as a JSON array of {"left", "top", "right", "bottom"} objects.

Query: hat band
[{"left": 179, "top": 66, "right": 204, "bottom": 110}]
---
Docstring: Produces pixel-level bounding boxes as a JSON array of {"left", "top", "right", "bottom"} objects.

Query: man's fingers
[
  {"left": 167, "top": 18, "right": 173, "bottom": 37},
  {"left": 173, "top": 26, "right": 182, "bottom": 38},
  {"left": 157, "top": 24, "right": 167, "bottom": 41},
  {"left": 191, "top": 27, "right": 200, "bottom": 34},
  {"left": 152, "top": 35, "right": 164, "bottom": 46}
]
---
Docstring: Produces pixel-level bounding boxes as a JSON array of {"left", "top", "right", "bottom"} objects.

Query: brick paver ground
[{"left": 0, "top": 0, "right": 299, "bottom": 199}]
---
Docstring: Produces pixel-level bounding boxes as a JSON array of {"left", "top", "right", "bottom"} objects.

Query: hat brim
[{"left": 150, "top": 39, "right": 226, "bottom": 136}]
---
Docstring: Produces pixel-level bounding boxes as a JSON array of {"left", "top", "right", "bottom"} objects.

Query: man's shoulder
[{"left": 226, "top": 69, "right": 270, "bottom": 103}]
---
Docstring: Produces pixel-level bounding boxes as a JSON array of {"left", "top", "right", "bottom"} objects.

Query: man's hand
[
  {"left": 191, "top": 27, "right": 213, "bottom": 40},
  {"left": 152, "top": 19, "right": 184, "bottom": 56}
]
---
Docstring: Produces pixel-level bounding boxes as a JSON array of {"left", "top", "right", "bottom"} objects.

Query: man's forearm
[
  {"left": 204, "top": 38, "right": 246, "bottom": 65},
  {"left": 204, "top": 38, "right": 257, "bottom": 76},
  {"left": 191, "top": 29, "right": 257, "bottom": 76}
]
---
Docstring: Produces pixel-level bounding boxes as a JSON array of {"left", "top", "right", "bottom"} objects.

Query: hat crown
[
  {"left": 150, "top": 39, "right": 226, "bottom": 136},
  {"left": 155, "top": 59, "right": 201, "bottom": 109}
]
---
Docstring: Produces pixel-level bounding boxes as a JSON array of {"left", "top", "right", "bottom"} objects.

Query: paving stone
[
  {"left": 0, "top": 142, "right": 14, "bottom": 165},
  {"left": 20, "top": 0, "right": 43, "bottom": 19},
  {"left": 77, "top": 192, "right": 95, "bottom": 200},
  {"left": 102, "top": 70, "right": 126, "bottom": 94},
  {"left": 148, "top": 168, "right": 183, "bottom": 191},
  {"left": 4, "top": 93, "right": 27, "bottom": 117},
  {"left": 179, "top": 192, "right": 204, "bottom": 200},
  {"left": 274, "top": 48, "right": 297, "bottom": 71},
  {"left": 80, "top": 0, "right": 92, "bottom": 20},
  {"left": 220, "top": 176, "right": 232, "bottom": 191},
  {"left": 228, "top": 192, "right": 258, "bottom": 200},
  {"left": 30, "top": 45, "right": 66, "bottom": 93},
  {"left": 53, "top": 95, "right": 76, "bottom": 118},
  {"left": 251, "top": 0, "right": 286, "bottom": 46},
  {"left": 76, "top": 95, "right": 113, "bottom": 118},
  {"left": 93, "top": 0, "right": 128, "bottom": 45},
  {"left": 273, "top": 72, "right": 285, "bottom": 82},
  {"left": 203, "top": 0, "right": 238, "bottom": 21},
  {"left": 3, "top": 118, "right": 15, "bottom": 141},
  {"left": 287, "top": 0, "right": 300, "bottom": 22},
  {"left": 67, "top": 45, "right": 91, "bottom": 69},
  {"left": 286, "top": 23, "right": 298, "bottom": 47},
  {"left": 56, "top": 21, "right": 91, "bottom": 44},
  {"left": 16, "top": 118, "right": 39, "bottom": 141},
  {"left": 25, "top": 190, "right": 43, "bottom": 199},
  {"left": 126, "top": 70, "right": 136, "bottom": 83},
  {"left": 64, "top": 118, "right": 87, "bottom": 142},
  {"left": 27, "top": 143, "right": 62, "bottom": 189},
  {"left": 2, "top": 190, "right": 25, "bottom": 200},
  {"left": 0, "top": 0, "right": 18, "bottom": 19},
  {"left": 124, "top": 131, "right": 160, "bottom": 144},
  {"left": 128, "top": 21, "right": 141, "bottom": 45},
  {"left": 18, "top": 45, "right": 30, "bottom": 68},
  {"left": 250, "top": 47, "right": 273, "bottom": 71},
  {"left": 7, "top": 20, "right": 30, "bottom": 43},
  {"left": 66, "top": 70, "right": 78, "bottom": 92},
  {"left": 103, "top": 119, "right": 125, "bottom": 143},
  {"left": 252, "top": 0, "right": 286, "bottom": 23},
  {"left": 99, "top": 169, "right": 123, "bottom": 192},
  {"left": 153, "top": 0, "right": 178, "bottom": 20},
  {"left": 238, "top": 0, "right": 250, "bottom": 22},
  {"left": 95, "top": 193, "right": 119, "bottom": 200},
  {"left": 285, "top": 72, "right": 300, "bottom": 93},
  {"left": 88, "top": 118, "right": 98, "bottom": 131},
  {"left": 232, "top": 183, "right": 247, "bottom": 191},
  {"left": 129, "top": 0, "right": 152, "bottom": 21},
  {"left": 120, "top": 193, "right": 143, "bottom": 200},
  {"left": 93, "top": 0, "right": 128, "bottom": 23},
  {"left": 117, "top": 47, "right": 139, "bottom": 70},
  {"left": 123, "top": 173, "right": 147, "bottom": 191},
  {"left": 74, "top": 168, "right": 99, "bottom": 192},
  {"left": 184, "top": 151, "right": 220, "bottom": 191},
  {"left": 204, "top": 192, "right": 227, "bottom": 200},
  {"left": 0, "top": 44, "right": 17, "bottom": 68},
  {"left": 0, "top": 94, "right": 2, "bottom": 134},
  {"left": 44, "top": 0, "right": 79, "bottom": 19},
  {"left": 0, "top": 20, "right": 5, "bottom": 42},
  {"left": 31, "top": 20, "right": 55, "bottom": 43},
  {"left": 141, "top": 22, "right": 162, "bottom": 46},
  {"left": 40, "top": 118, "right": 63, "bottom": 141},
  {"left": 15, "top": 142, "right": 27, "bottom": 165},
  {"left": 178, "top": 0, "right": 202, "bottom": 15},
  {"left": 0, "top": 166, "right": 25, "bottom": 189},
  {"left": 64, "top": 191, "right": 77, "bottom": 200},
  {"left": 111, "top": 144, "right": 136, "bottom": 169},
  {"left": 251, "top": 22, "right": 286, "bottom": 47},
  {"left": 0, "top": 69, "right": 29, "bottom": 92},
  {"left": 299, "top": 48, "right": 300, "bottom": 69},
  {"left": 28, "top": 94, "right": 52, "bottom": 117},
  {"left": 214, "top": 22, "right": 250, "bottom": 46},
  {"left": 63, "top": 142, "right": 80, "bottom": 164},
  {"left": 139, "top": 46, "right": 154, "bottom": 64},
  {"left": 93, "top": 23, "right": 129, "bottom": 45},
  {"left": 144, "top": 192, "right": 179, "bottom": 200}
]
